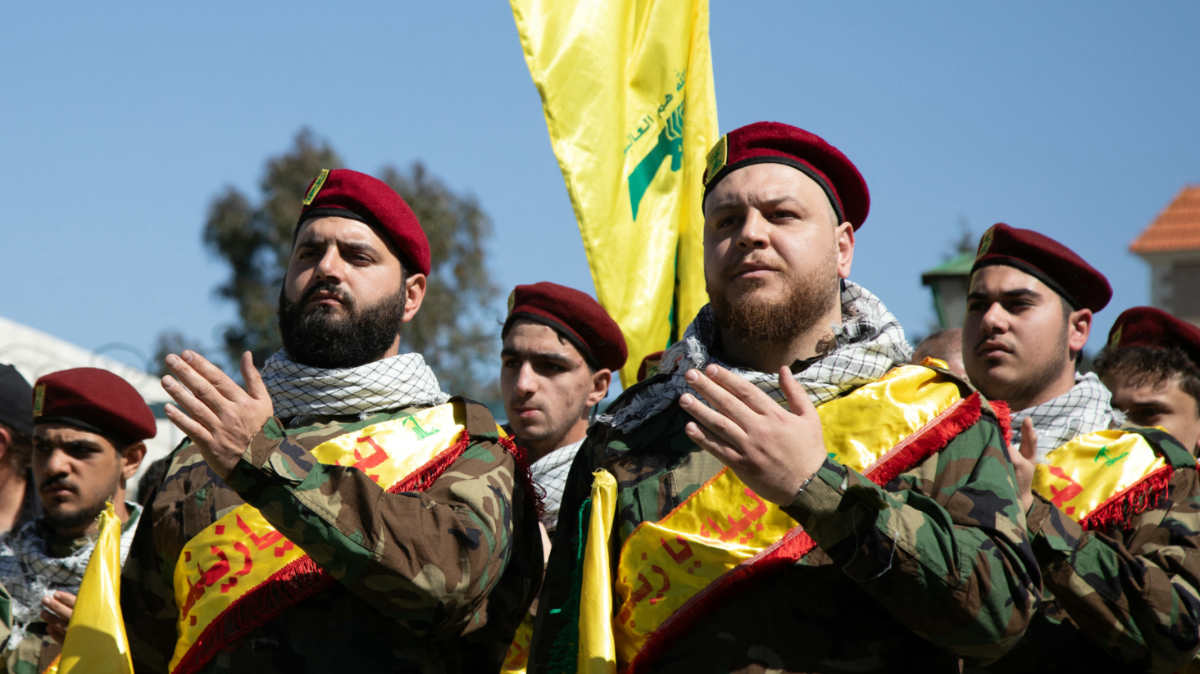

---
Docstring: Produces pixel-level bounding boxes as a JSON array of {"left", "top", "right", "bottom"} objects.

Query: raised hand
[
  {"left": 162, "top": 350, "right": 273, "bottom": 479},
  {"left": 679, "top": 364, "right": 827, "bottom": 505},
  {"left": 1009, "top": 417, "right": 1037, "bottom": 513}
]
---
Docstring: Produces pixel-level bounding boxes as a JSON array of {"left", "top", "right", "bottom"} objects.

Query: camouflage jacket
[
  {"left": 985, "top": 427, "right": 1200, "bottom": 673},
  {"left": 528, "top": 370, "right": 1040, "bottom": 673},
  {"left": 121, "top": 399, "right": 542, "bottom": 673}
]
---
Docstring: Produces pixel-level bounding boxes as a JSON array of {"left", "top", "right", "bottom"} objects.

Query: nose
[
  {"left": 39, "top": 448, "right": 70, "bottom": 483},
  {"left": 979, "top": 302, "right": 1009, "bottom": 334},
  {"left": 735, "top": 210, "right": 769, "bottom": 250},
  {"left": 314, "top": 245, "right": 344, "bottom": 280},
  {"left": 513, "top": 362, "right": 538, "bottom": 396}
]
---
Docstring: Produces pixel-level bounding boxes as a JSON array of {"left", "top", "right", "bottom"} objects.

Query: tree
[{"left": 200, "top": 128, "right": 501, "bottom": 401}]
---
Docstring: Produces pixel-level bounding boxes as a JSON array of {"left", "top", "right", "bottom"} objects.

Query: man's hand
[
  {"left": 1009, "top": 418, "right": 1037, "bottom": 513},
  {"left": 40, "top": 591, "right": 75, "bottom": 644},
  {"left": 162, "top": 350, "right": 273, "bottom": 479},
  {"left": 679, "top": 364, "right": 827, "bottom": 505}
]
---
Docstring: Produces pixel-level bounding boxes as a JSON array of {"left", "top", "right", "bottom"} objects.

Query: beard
[
  {"left": 709, "top": 258, "right": 841, "bottom": 346},
  {"left": 278, "top": 280, "right": 407, "bottom": 368}
]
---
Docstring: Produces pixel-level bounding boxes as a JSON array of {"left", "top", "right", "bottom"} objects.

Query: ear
[
  {"left": 1067, "top": 308, "right": 1092, "bottom": 355},
  {"left": 835, "top": 222, "right": 855, "bottom": 279},
  {"left": 120, "top": 442, "right": 147, "bottom": 482},
  {"left": 401, "top": 273, "right": 428, "bottom": 323},
  {"left": 0, "top": 425, "right": 10, "bottom": 464},
  {"left": 587, "top": 368, "right": 613, "bottom": 408}
]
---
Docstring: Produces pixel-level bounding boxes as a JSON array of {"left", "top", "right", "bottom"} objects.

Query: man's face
[
  {"left": 962, "top": 265, "right": 1090, "bottom": 409},
  {"left": 702, "top": 163, "right": 854, "bottom": 343},
  {"left": 1104, "top": 372, "right": 1200, "bottom": 454},
  {"left": 501, "top": 321, "right": 608, "bottom": 457},
  {"left": 280, "top": 216, "right": 421, "bottom": 368},
  {"left": 32, "top": 424, "right": 127, "bottom": 537}
]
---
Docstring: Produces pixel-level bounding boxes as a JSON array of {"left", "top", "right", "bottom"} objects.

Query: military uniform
[{"left": 123, "top": 399, "right": 542, "bottom": 673}]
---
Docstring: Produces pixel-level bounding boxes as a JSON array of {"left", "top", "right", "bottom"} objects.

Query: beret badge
[
  {"left": 704, "top": 134, "right": 728, "bottom": 185},
  {"left": 32, "top": 384, "right": 44, "bottom": 417},
  {"left": 302, "top": 168, "right": 330, "bottom": 206},
  {"left": 1109, "top": 323, "right": 1123, "bottom": 349},
  {"left": 976, "top": 226, "right": 995, "bottom": 259}
]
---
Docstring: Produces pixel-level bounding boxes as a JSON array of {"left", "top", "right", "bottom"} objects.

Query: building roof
[
  {"left": 920, "top": 250, "right": 975, "bottom": 284},
  {"left": 1130, "top": 185, "right": 1200, "bottom": 255}
]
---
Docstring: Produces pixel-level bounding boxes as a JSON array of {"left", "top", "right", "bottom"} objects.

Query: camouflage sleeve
[
  {"left": 1025, "top": 465, "right": 1200, "bottom": 671},
  {"left": 780, "top": 407, "right": 1040, "bottom": 661},
  {"left": 223, "top": 406, "right": 522, "bottom": 637}
]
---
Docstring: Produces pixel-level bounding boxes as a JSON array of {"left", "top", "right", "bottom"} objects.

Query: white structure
[
  {"left": 0, "top": 315, "right": 182, "bottom": 498},
  {"left": 1130, "top": 185, "right": 1200, "bottom": 326}
]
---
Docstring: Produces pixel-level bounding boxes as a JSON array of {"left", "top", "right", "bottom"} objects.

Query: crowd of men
[{"left": 0, "top": 121, "right": 1198, "bottom": 673}]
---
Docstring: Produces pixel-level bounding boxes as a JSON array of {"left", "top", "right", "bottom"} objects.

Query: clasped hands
[
  {"left": 680, "top": 364, "right": 827, "bottom": 505},
  {"left": 161, "top": 351, "right": 274, "bottom": 479}
]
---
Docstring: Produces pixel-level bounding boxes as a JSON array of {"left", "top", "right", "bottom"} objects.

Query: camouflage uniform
[
  {"left": 986, "top": 424, "right": 1200, "bottom": 673},
  {"left": 122, "top": 399, "right": 542, "bottom": 673},
  {"left": 528, "top": 369, "right": 1041, "bottom": 673}
]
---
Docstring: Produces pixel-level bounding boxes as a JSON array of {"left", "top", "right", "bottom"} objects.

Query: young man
[
  {"left": 1095, "top": 306, "right": 1200, "bottom": 455},
  {"left": 0, "top": 364, "right": 36, "bottom": 535},
  {"left": 529, "top": 122, "right": 1038, "bottom": 672},
  {"left": 501, "top": 281, "right": 626, "bottom": 532},
  {"left": 961, "top": 224, "right": 1200, "bottom": 671},
  {"left": 121, "top": 169, "right": 542, "bottom": 673},
  {"left": 1, "top": 367, "right": 153, "bottom": 672}
]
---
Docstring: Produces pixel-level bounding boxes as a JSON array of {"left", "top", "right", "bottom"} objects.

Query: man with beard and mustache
[
  {"left": 960, "top": 224, "right": 1200, "bottom": 672},
  {"left": 527, "top": 122, "right": 1039, "bottom": 673},
  {"left": 121, "top": 169, "right": 542, "bottom": 673},
  {"left": 1, "top": 367, "right": 153, "bottom": 673}
]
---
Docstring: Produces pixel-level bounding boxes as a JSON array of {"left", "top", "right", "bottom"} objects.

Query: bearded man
[
  {"left": 121, "top": 169, "right": 541, "bottom": 673},
  {"left": 527, "top": 122, "right": 1039, "bottom": 673},
  {"left": 961, "top": 224, "right": 1200, "bottom": 672},
  {"left": 1, "top": 367, "right": 152, "bottom": 673}
]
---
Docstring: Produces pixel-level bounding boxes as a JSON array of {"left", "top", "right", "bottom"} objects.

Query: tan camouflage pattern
[
  {"left": 529, "top": 371, "right": 1042, "bottom": 673},
  {"left": 121, "top": 399, "right": 542, "bottom": 673},
  {"left": 984, "top": 426, "right": 1200, "bottom": 673}
]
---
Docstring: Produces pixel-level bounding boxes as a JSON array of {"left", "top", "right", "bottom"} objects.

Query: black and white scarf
[
  {"left": 602, "top": 281, "right": 912, "bottom": 433},
  {"left": 1011, "top": 372, "right": 1119, "bottom": 460},
  {"left": 260, "top": 351, "right": 449, "bottom": 419}
]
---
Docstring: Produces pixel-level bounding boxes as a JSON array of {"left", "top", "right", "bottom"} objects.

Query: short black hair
[{"left": 1095, "top": 344, "right": 1200, "bottom": 408}]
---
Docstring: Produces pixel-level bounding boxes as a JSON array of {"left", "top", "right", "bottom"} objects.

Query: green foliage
[{"left": 199, "top": 128, "right": 501, "bottom": 401}]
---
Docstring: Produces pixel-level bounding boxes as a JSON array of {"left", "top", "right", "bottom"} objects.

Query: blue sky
[{"left": 3, "top": 1, "right": 1197, "bottom": 380}]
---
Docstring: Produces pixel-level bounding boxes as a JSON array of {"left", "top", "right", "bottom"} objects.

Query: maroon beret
[
  {"left": 297, "top": 168, "right": 431, "bottom": 276},
  {"left": 33, "top": 367, "right": 156, "bottom": 444},
  {"left": 971, "top": 223, "right": 1112, "bottom": 312},
  {"left": 504, "top": 282, "right": 628, "bottom": 372},
  {"left": 1108, "top": 307, "right": 1200, "bottom": 366},
  {"left": 703, "top": 121, "right": 870, "bottom": 230}
]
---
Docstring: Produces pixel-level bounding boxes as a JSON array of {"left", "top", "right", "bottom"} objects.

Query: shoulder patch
[
  {"left": 704, "top": 134, "right": 728, "bottom": 186},
  {"left": 301, "top": 168, "right": 330, "bottom": 206}
]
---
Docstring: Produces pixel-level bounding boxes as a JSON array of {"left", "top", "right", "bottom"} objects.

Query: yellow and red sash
[
  {"left": 1033, "top": 428, "right": 1178, "bottom": 531},
  {"left": 169, "top": 403, "right": 473, "bottom": 674},
  {"left": 586, "top": 365, "right": 985, "bottom": 671}
]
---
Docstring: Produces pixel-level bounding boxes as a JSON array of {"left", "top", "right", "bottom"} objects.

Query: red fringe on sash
[
  {"left": 627, "top": 393, "right": 985, "bottom": 673},
  {"left": 1078, "top": 464, "right": 1173, "bottom": 532},
  {"left": 990, "top": 400, "right": 1013, "bottom": 449},
  {"left": 498, "top": 433, "right": 544, "bottom": 521},
  {"left": 172, "top": 431, "right": 473, "bottom": 674}
]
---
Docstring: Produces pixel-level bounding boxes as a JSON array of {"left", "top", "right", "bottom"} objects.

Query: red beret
[
  {"left": 971, "top": 223, "right": 1112, "bottom": 312},
  {"left": 504, "top": 282, "right": 628, "bottom": 372},
  {"left": 33, "top": 367, "right": 156, "bottom": 444},
  {"left": 1108, "top": 307, "right": 1200, "bottom": 366},
  {"left": 297, "top": 168, "right": 431, "bottom": 276},
  {"left": 703, "top": 121, "right": 870, "bottom": 230}
]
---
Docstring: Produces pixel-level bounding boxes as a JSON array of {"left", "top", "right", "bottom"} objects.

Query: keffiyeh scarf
[
  {"left": 530, "top": 439, "right": 584, "bottom": 531},
  {"left": 1011, "top": 371, "right": 1119, "bottom": 460},
  {"left": 261, "top": 351, "right": 449, "bottom": 419},
  {"left": 602, "top": 281, "right": 912, "bottom": 433}
]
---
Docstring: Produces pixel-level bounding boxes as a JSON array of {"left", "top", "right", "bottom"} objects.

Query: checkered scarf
[
  {"left": 1011, "top": 372, "right": 1119, "bottom": 460},
  {"left": 603, "top": 281, "right": 912, "bottom": 433},
  {"left": 0, "top": 504, "right": 140, "bottom": 643},
  {"left": 261, "top": 351, "right": 449, "bottom": 419},
  {"left": 531, "top": 439, "right": 584, "bottom": 532}
]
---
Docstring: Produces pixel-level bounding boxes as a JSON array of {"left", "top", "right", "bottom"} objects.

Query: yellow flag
[
  {"left": 577, "top": 469, "right": 618, "bottom": 673},
  {"left": 52, "top": 501, "right": 134, "bottom": 674},
  {"left": 512, "top": 0, "right": 719, "bottom": 386}
]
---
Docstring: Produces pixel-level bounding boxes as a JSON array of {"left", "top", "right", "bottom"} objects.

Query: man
[
  {"left": 121, "top": 168, "right": 541, "bottom": 673},
  {"left": 911, "top": 328, "right": 966, "bottom": 379},
  {"left": 0, "top": 364, "right": 36, "bottom": 535},
  {"left": 1, "top": 367, "right": 153, "bottom": 673},
  {"left": 961, "top": 224, "right": 1200, "bottom": 671},
  {"left": 1095, "top": 306, "right": 1200, "bottom": 455},
  {"left": 528, "top": 122, "right": 1039, "bottom": 672},
  {"left": 501, "top": 281, "right": 626, "bottom": 532}
]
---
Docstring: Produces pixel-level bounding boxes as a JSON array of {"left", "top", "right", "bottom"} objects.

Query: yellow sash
[
  {"left": 1033, "top": 429, "right": 1172, "bottom": 530},
  {"left": 603, "top": 365, "right": 971, "bottom": 669},
  {"left": 169, "top": 403, "right": 468, "bottom": 674}
]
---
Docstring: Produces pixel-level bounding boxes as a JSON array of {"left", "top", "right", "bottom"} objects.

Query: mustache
[
  {"left": 300, "top": 280, "right": 352, "bottom": 307},
  {"left": 40, "top": 475, "right": 75, "bottom": 492}
]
